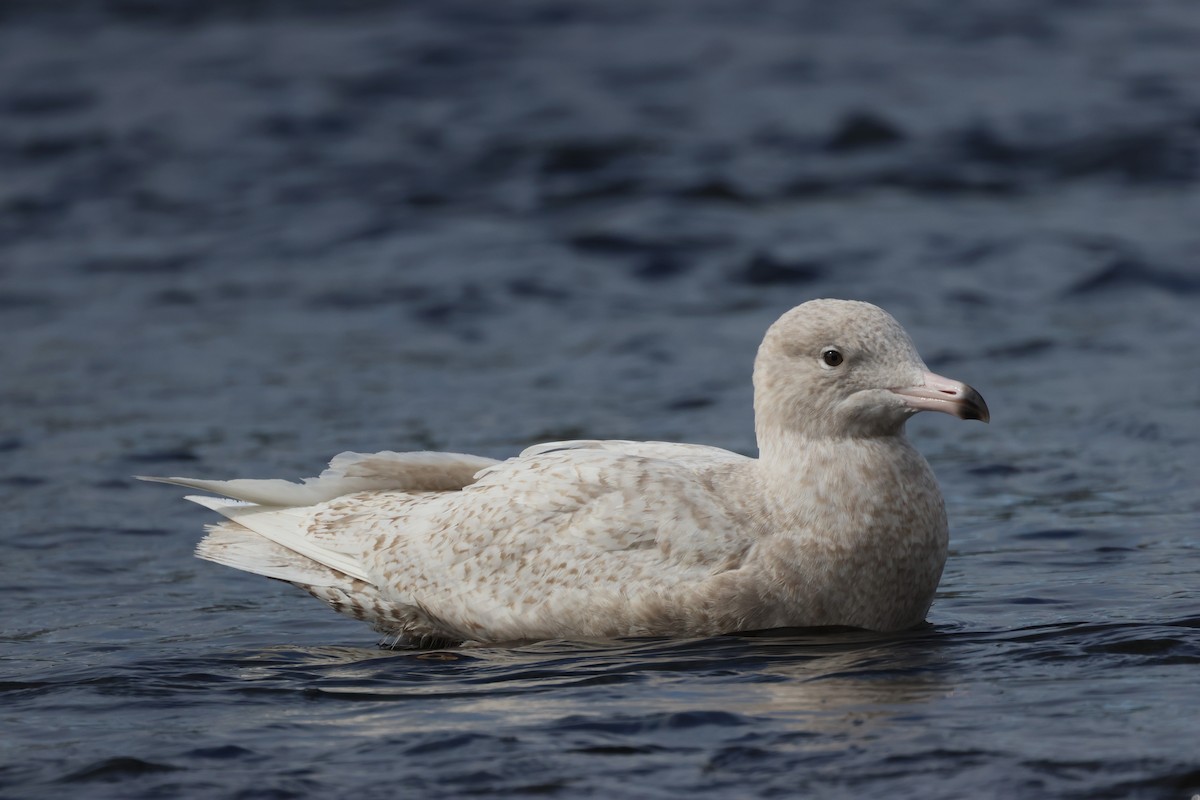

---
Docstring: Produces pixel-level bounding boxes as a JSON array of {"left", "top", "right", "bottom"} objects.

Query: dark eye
[{"left": 822, "top": 348, "right": 843, "bottom": 367}]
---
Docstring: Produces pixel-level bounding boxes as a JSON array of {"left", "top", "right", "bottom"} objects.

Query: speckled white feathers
[{"left": 142, "top": 299, "right": 988, "bottom": 645}]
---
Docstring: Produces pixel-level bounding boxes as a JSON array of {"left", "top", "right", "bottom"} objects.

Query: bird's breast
[{"left": 751, "top": 439, "right": 949, "bottom": 630}]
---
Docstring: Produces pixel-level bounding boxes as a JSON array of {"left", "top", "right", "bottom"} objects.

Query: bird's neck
[
  {"left": 753, "top": 423, "right": 917, "bottom": 505},
  {"left": 756, "top": 418, "right": 906, "bottom": 454}
]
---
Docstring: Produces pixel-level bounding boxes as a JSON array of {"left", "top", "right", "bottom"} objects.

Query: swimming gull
[{"left": 141, "top": 299, "right": 989, "bottom": 645}]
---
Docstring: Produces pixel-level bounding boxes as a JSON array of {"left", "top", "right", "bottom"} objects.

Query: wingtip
[{"left": 184, "top": 494, "right": 254, "bottom": 511}]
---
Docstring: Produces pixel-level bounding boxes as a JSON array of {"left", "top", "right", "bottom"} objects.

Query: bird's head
[{"left": 753, "top": 299, "right": 989, "bottom": 441}]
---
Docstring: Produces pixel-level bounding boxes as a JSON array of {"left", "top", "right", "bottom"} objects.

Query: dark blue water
[{"left": 3, "top": 2, "right": 1199, "bottom": 797}]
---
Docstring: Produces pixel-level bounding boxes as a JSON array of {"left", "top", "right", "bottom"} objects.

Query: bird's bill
[{"left": 890, "top": 371, "right": 990, "bottom": 423}]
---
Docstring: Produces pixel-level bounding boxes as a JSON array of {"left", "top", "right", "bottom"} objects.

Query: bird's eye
[{"left": 821, "top": 348, "right": 844, "bottom": 367}]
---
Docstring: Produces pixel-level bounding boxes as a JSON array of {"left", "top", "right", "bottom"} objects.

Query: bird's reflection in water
[{"left": 228, "top": 627, "right": 955, "bottom": 744}]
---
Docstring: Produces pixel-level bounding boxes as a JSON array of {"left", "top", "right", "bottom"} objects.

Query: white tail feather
[
  {"left": 184, "top": 495, "right": 372, "bottom": 583},
  {"left": 196, "top": 525, "right": 344, "bottom": 586}
]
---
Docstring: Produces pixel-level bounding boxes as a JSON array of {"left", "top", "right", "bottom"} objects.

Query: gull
[{"left": 141, "top": 299, "right": 988, "bottom": 645}]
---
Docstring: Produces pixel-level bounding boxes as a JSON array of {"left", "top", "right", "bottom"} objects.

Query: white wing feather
[{"left": 138, "top": 450, "right": 498, "bottom": 506}]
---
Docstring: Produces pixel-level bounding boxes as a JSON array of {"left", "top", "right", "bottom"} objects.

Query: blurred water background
[{"left": 2, "top": 1, "right": 1198, "bottom": 798}]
